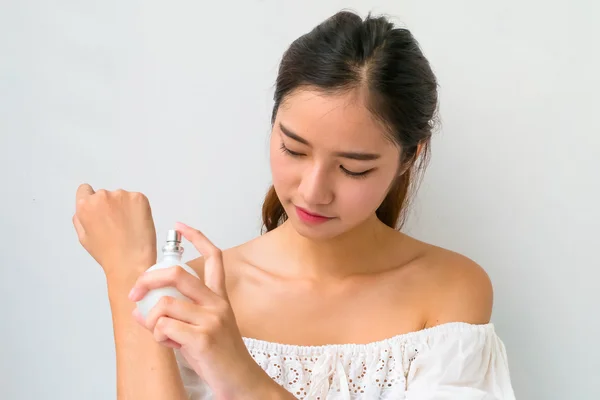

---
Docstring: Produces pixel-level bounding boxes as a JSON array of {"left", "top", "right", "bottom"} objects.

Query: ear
[
  {"left": 397, "top": 163, "right": 410, "bottom": 177},
  {"left": 416, "top": 141, "right": 425, "bottom": 158},
  {"left": 397, "top": 142, "right": 425, "bottom": 177}
]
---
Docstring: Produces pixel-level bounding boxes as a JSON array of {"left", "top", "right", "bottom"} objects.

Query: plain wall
[{"left": 1, "top": 1, "right": 598, "bottom": 399}]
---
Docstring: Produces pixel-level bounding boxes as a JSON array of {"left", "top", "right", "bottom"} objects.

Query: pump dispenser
[{"left": 136, "top": 229, "right": 200, "bottom": 319}]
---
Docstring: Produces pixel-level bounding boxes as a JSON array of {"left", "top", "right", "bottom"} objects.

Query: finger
[
  {"left": 160, "top": 339, "right": 181, "bottom": 349},
  {"left": 153, "top": 316, "right": 196, "bottom": 347},
  {"left": 144, "top": 295, "right": 206, "bottom": 333},
  {"left": 72, "top": 214, "right": 85, "bottom": 238},
  {"left": 132, "top": 307, "right": 145, "bottom": 325},
  {"left": 129, "top": 265, "right": 217, "bottom": 305},
  {"left": 175, "top": 222, "right": 227, "bottom": 299},
  {"left": 76, "top": 183, "right": 95, "bottom": 205},
  {"left": 132, "top": 308, "right": 181, "bottom": 349}
]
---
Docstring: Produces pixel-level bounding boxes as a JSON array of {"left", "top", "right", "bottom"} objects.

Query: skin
[
  {"left": 73, "top": 86, "right": 493, "bottom": 399},
  {"left": 204, "top": 88, "right": 492, "bottom": 344}
]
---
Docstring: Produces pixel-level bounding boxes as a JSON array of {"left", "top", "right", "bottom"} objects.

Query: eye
[
  {"left": 281, "top": 141, "right": 372, "bottom": 178},
  {"left": 280, "top": 143, "right": 305, "bottom": 157},
  {"left": 340, "top": 166, "right": 372, "bottom": 178}
]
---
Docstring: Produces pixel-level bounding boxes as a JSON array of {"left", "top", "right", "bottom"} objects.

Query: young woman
[{"left": 73, "top": 10, "right": 515, "bottom": 400}]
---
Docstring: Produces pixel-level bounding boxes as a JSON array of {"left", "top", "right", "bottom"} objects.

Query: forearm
[
  {"left": 253, "top": 382, "right": 297, "bottom": 400},
  {"left": 107, "top": 273, "right": 188, "bottom": 400},
  {"left": 238, "top": 365, "right": 297, "bottom": 400}
]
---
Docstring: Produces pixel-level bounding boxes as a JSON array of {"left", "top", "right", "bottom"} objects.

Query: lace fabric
[
  {"left": 246, "top": 340, "right": 416, "bottom": 399},
  {"left": 176, "top": 322, "right": 516, "bottom": 399}
]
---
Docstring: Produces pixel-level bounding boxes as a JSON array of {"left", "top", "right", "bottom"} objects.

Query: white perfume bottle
[{"left": 136, "top": 229, "right": 200, "bottom": 320}]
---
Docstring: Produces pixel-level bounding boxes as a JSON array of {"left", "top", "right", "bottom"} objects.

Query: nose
[{"left": 298, "top": 164, "right": 334, "bottom": 206}]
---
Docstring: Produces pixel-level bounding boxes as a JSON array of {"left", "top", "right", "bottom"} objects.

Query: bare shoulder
[
  {"left": 186, "top": 246, "right": 240, "bottom": 277},
  {"left": 185, "top": 234, "right": 263, "bottom": 285},
  {"left": 404, "top": 239, "right": 494, "bottom": 328}
]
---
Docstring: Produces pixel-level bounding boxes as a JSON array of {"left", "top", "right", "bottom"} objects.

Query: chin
[
  {"left": 290, "top": 220, "right": 343, "bottom": 241},
  {"left": 284, "top": 212, "right": 351, "bottom": 241}
]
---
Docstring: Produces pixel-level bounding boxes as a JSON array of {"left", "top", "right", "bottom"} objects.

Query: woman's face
[{"left": 270, "top": 88, "right": 402, "bottom": 240}]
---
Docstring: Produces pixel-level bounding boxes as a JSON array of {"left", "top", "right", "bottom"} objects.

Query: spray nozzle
[{"left": 162, "top": 229, "right": 184, "bottom": 255}]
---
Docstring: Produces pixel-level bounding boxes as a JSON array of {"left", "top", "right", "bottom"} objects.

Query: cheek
[{"left": 337, "top": 177, "right": 393, "bottom": 215}]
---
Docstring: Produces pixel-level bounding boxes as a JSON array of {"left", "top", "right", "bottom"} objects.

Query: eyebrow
[{"left": 279, "top": 123, "right": 381, "bottom": 161}]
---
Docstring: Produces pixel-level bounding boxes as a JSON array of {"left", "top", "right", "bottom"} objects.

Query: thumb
[
  {"left": 76, "top": 183, "right": 95, "bottom": 206},
  {"left": 175, "top": 222, "right": 227, "bottom": 299}
]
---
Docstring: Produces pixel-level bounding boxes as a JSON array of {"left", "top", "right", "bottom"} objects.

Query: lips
[
  {"left": 295, "top": 206, "right": 333, "bottom": 224},
  {"left": 296, "top": 206, "right": 329, "bottom": 218}
]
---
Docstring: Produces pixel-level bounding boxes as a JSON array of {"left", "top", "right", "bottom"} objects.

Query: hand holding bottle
[
  {"left": 129, "top": 222, "right": 289, "bottom": 399},
  {"left": 72, "top": 184, "right": 157, "bottom": 279},
  {"left": 135, "top": 228, "right": 200, "bottom": 320}
]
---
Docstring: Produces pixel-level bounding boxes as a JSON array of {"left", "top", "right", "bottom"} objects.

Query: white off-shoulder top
[{"left": 176, "top": 322, "right": 516, "bottom": 399}]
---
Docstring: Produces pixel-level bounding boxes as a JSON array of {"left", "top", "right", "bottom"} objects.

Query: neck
[{"left": 274, "top": 216, "right": 399, "bottom": 280}]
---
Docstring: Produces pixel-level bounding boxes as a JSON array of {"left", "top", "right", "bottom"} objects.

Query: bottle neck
[{"left": 162, "top": 251, "right": 183, "bottom": 264}]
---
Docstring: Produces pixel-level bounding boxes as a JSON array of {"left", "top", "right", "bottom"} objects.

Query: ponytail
[{"left": 261, "top": 186, "right": 287, "bottom": 233}]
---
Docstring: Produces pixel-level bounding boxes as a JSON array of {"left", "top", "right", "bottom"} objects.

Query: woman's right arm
[
  {"left": 107, "top": 271, "right": 188, "bottom": 400},
  {"left": 72, "top": 184, "right": 189, "bottom": 399}
]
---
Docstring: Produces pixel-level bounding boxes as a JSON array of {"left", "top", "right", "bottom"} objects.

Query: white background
[{"left": 1, "top": 1, "right": 598, "bottom": 399}]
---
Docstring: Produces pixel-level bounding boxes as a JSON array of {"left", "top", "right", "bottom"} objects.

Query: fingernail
[{"left": 128, "top": 287, "right": 137, "bottom": 300}]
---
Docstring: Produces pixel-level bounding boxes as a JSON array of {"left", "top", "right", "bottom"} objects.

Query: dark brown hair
[{"left": 262, "top": 10, "right": 438, "bottom": 232}]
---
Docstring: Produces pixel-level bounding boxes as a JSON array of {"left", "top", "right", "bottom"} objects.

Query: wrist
[
  {"left": 105, "top": 263, "right": 149, "bottom": 294},
  {"left": 232, "top": 363, "right": 293, "bottom": 400},
  {"left": 249, "top": 379, "right": 293, "bottom": 400}
]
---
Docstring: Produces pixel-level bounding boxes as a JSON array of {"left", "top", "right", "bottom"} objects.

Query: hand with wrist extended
[{"left": 72, "top": 184, "right": 157, "bottom": 279}]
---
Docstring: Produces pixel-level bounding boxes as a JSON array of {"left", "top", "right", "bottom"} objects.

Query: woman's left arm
[
  {"left": 406, "top": 256, "right": 516, "bottom": 399},
  {"left": 404, "top": 324, "right": 516, "bottom": 400},
  {"left": 128, "top": 222, "right": 296, "bottom": 400}
]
